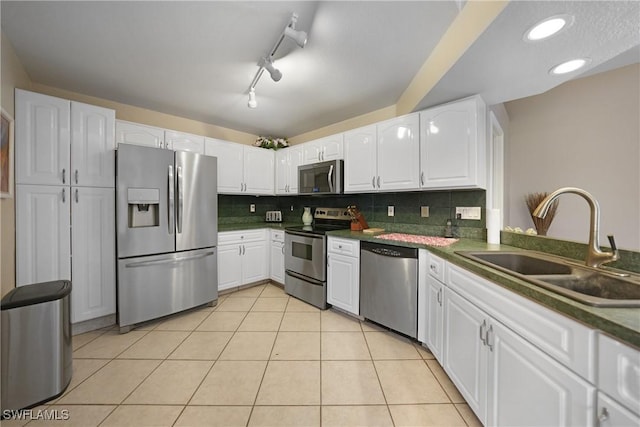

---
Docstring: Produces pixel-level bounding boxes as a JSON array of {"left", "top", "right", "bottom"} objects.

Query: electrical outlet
[
  {"left": 455, "top": 206, "right": 481, "bottom": 220},
  {"left": 420, "top": 206, "right": 430, "bottom": 217},
  {"left": 250, "top": 204, "right": 256, "bottom": 213},
  {"left": 290, "top": 205, "right": 294, "bottom": 211},
  {"left": 387, "top": 206, "right": 395, "bottom": 217}
]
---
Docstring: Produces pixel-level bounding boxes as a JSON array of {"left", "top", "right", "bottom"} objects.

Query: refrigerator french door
[{"left": 116, "top": 144, "right": 218, "bottom": 331}]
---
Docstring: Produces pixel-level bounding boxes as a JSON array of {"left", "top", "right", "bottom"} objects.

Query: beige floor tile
[
  {"left": 251, "top": 297, "right": 289, "bottom": 312},
  {"left": 360, "top": 320, "right": 388, "bottom": 332},
  {"left": 375, "top": 360, "right": 449, "bottom": 404},
  {"left": 216, "top": 297, "right": 257, "bottom": 311},
  {"left": 248, "top": 406, "right": 320, "bottom": 427},
  {"left": 238, "top": 311, "right": 284, "bottom": 331},
  {"left": 175, "top": 406, "right": 252, "bottom": 427},
  {"left": 255, "top": 360, "right": 320, "bottom": 405},
  {"left": 322, "top": 361, "right": 385, "bottom": 405},
  {"left": 259, "top": 283, "right": 287, "bottom": 297},
  {"left": 118, "top": 330, "right": 189, "bottom": 359},
  {"left": 285, "top": 296, "right": 321, "bottom": 312},
  {"left": 72, "top": 330, "right": 105, "bottom": 351},
  {"left": 425, "top": 359, "right": 465, "bottom": 403},
  {"left": 154, "top": 309, "right": 210, "bottom": 331},
  {"left": 455, "top": 403, "right": 483, "bottom": 427},
  {"left": 24, "top": 405, "right": 115, "bottom": 426},
  {"left": 54, "top": 358, "right": 110, "bottom": 400},
  {"left": 321, "top": 332, "right": 371, "bottom": 360},
  {"left": 57, "top": 359, "right": 160, "bottom": 404},
  {"left": 100, "top": 405, "right": 182, "bottom": 427},
  {"left": 271, "top": 331, "right": 320, "bottom": 360},
  {"left": 321, "top": 405, "right": 394, "bottom": 427},
  {"left": 321, "top": 310, "right": 362, "bottom": 332},
  {"left": 133, "top": 318, "right": 163, "bottom": 330},
  {"left": 228, "top": 284, "right": 266, "bottom": 298},
  {"left": 219, "top": 331, "right": 276, "bottom": 360},
  {"left": 279, "top": 312, "right": 320, "bottom": 331},
  {"left": 169, "top": 331, "right": 233, "bottom": 360},
  {"left": 125, "top": 360, "right": 212, "bottom": 404},
  {"left": 364, "top": 331, "right": 422, "bottom": 360},
  {"left": 196, "top": 311, "right": 246, "bottom": 331},
  {"left": 415, "top": 342, "right": 436, "bottom": 360},
  {"left": 72, "top": 330, "right": 147, "bottom": 359},
  {"left": 389, "top": 404, "right": 467, "bottom": 427},
  {"left": 190, "top": 360, "right": 267, "bottom": 405}
]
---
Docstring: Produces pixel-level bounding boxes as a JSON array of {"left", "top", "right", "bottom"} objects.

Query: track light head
[
  {"left": 248, "top": 89, "right": 257, "bottom": 108},
  {"left": 263, "top": 57, "right": 282, "bottom": 82},
  {"left": 284, "top": 26, "right": 307, "bottom": 48}
]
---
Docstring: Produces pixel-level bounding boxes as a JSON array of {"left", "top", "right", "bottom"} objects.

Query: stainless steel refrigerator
[{"left": 116, "top": 144, "right": 218, "bottom": 332}]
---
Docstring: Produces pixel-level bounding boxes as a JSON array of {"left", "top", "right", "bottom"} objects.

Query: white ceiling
[{"left": 2, "top": 1, "right": 639, "bottom": 138}]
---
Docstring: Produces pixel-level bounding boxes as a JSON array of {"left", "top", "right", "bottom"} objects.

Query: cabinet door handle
[
  {"left": 479, "top": 320, "right": 487, "bottom": 345},
  {"left": 598, "top": 407, "right": 609, "bottom": 424},
  {"left": 420, "top": 172, "right": 425, "bottom": 186},
  {"left": 486, "top": 324, "right": 495, "bottom": 352},
  {"left": 75, "top": 188, "right": 79, "bottom": 203},
  {"left": 372, "top": 177, "right": 376, "bottom": 189},
  {"left": 377, "top": 176, "right": 380, "bottom": 188},
  {"left": 75, "top": 169, "right": 79, "bottom": 184},
  {"left": 437, "top": 288, "right": 442, "bottom": 305},
  {"left": 61, "top": 188, "right": 66, "bottom": 203},
  {"left": 239, "top": 245, "right": 242, "bottom": 256},
  {"left": 242, "top": 245, "right": 245, "bottom": 255},
  {"left": 62, "top": 168, "right": 66, "bottom": 184}
]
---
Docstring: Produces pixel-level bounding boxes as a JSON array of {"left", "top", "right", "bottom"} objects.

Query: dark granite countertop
[{"left": 327, "top": 229, "right": 640, "bottom": 349}]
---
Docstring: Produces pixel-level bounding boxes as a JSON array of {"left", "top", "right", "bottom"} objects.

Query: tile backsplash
[{"left": 218, "top": 190, "right": 486, "bottom": 239}]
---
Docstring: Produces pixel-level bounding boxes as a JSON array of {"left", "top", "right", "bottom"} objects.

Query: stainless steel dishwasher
[{"left": 360, "top": 241, "right": 418, "bottom": 338}]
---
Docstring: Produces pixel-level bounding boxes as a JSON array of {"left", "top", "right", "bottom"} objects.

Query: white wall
[{"left": 504, "top": 64, "right": 640, "bottom": 251}]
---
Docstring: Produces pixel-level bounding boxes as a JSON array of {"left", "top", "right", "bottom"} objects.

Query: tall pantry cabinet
[{"left": 15, "top": 89, "right": 116, "bottom": 325}]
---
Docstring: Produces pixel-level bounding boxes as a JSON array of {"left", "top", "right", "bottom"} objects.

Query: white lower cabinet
[
  {"left": 597, "top": 391, "right": 640, "bottom": 427},
  {"left": 443, "top": 287, "right": 595, "bottom": 426},
  {"left": 326, "top": 237, "right": 360, "bottom": 316},
  {"left": 270, "top": 230, "right": 285, "bottom": 284},
  {"left": 217, "top": 230, "right": 268, "bottom": 291}
]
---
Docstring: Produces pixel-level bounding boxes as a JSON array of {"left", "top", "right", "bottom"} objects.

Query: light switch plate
[
  {"left": 250, "top": 204, "right": 256, "bottom": 213},
  {"left": 387, "top": 206, "right": 395, "bottom": 217},
  {"left": 420, "top": 206, "right": 430, "bottom": 217},
  {"left": 456, "top": 206, "right": 481, "bottom": 220}
]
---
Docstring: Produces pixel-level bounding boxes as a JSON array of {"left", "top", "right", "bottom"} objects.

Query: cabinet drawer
[
  {"left": 598, "top": 333, "right": 640, "bottom": 414},
  {"left": 427, "top": 253, "right": 445, "bottom": 282},
  {"left": 271, "top": 230, "right": 284, "bottom": 242},
  {"left": 446, "top": 263, "right": 596, "bottom": 382},
  {"left": 327, "top": 237, "right": 359, "bottom": 257},
  {"left": 219, "top": 229, "right": 267, "bottom": 244}
]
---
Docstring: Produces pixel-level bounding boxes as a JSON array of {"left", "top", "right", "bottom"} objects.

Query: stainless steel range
[{"left": 284, "top": 207, "right": 351, "bottom": 309}]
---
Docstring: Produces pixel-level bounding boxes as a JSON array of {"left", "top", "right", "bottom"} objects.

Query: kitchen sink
[{"left": 456, "top": 251, "right": 640, "bottom": 308}]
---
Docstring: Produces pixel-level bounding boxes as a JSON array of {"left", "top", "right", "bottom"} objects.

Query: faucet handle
[{"left": 607, "top": 234, "right": 618, "bottom": 252}]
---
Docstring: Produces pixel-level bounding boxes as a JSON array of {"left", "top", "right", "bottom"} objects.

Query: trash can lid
[{"left": 1, "top": 280, "right": 72, "bottom": 310}]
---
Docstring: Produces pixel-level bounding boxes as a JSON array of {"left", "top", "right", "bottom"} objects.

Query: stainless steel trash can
[{"left": 1, "top": 281, "right": 72, "bottom": 411}]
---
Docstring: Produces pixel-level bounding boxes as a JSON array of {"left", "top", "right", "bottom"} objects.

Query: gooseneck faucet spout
[{"left": 532, "top": 187, "right": 619, "bottom": 269}]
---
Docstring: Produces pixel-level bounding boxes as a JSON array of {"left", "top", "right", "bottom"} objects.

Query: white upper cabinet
[
  {"left": 419, "top": 96, "right": 486, "bottom": 189},
  {"left": 205, "top": 138, "right": 274, "bottom": 195},
  {"left": 377, "top": 113, "right": 420, "bottom": 191},
  {"left": 302, "top": 134, "right": 344, "bottom": 164},
  {"left": 344, "top": 125, "right": 377, "bottom": 193},
  {"left": 71, "top": 102, "right": 115, "bottom": 187},
  {"left": 275, "top": 145, "right": 303, "bottom": 195},
  {"left": 164, "top": 130, "right": 205, "bottom": 153},
  {"left": 15, "top": 90, "right": 115, "bottom": 188},
  {"left": 15, "top": 89, "right": 71, "bottom": 186},
  {"left": 115, "top": 120, "right": 165, "bottom": 149}
]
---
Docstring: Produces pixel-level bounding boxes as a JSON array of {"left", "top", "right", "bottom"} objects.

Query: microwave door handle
[
  {"left": 327, "top": 164, "right": 334, "bottom": 193},
  {"left": 168, "top": 165, "right": 174, "bottom": 234},
  {"left": 177, "top": 166, "right": 183, "bottom": 233}
]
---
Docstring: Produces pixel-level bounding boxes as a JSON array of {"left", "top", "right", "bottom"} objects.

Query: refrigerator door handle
[
  {"left": 168, "top": 165, "right": 174, "bottom": 235},
  {"left": 124, "top": 251, "right": 215, "bottom": 268},
  {"left": 176, "top": 166, "right": 183, "bottom": 233}
]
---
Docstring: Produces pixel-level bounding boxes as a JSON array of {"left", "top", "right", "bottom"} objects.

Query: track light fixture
[{"left": 247, "top": 12, "right": 307, "bottom": 108}]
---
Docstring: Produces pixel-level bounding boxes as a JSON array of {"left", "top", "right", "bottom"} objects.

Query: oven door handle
[
  {"left": 285, "top": 230, "right": 324, "bottom": 239},
  {"left": 285, "top": 270, "right": 325, "bottom": 286}
]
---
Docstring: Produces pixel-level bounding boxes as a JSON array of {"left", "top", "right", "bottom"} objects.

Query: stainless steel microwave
[{"left": 298, "top": 160, "right": 343, "bottom": 195}]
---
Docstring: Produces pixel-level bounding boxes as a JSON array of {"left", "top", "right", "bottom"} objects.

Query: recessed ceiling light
[
  {"left": 549, "top": 58, "right": 590, "bottom": 75},
  {"left": 524, "top": 15, "right": 573, "bottom": 41}
]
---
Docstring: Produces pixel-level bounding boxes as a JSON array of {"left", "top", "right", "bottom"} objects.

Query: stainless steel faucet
[{"left": 532, "top": 187, "right": 619, "bottom": 268}]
